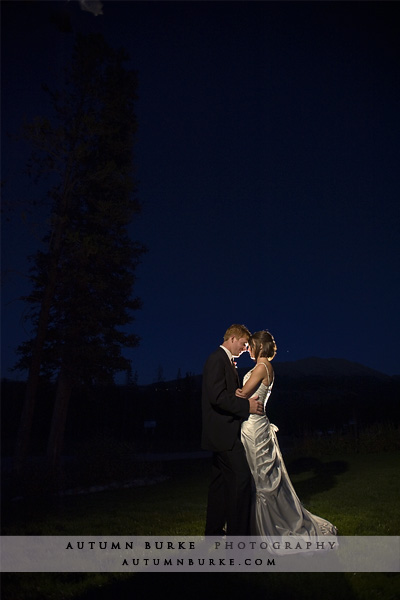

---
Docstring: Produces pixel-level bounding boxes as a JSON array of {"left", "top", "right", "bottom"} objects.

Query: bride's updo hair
[{"left": 249, "top": 330, "right": 277, "bottom": 361}]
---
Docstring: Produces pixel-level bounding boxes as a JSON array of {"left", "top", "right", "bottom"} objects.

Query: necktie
[{"left": 231, "top": 358, "right": 240, "bottom": 386}]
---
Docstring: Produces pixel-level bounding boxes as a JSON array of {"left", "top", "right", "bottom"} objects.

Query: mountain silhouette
[{"left": 254, "top": 357, "right": 394, "bottom": 381}]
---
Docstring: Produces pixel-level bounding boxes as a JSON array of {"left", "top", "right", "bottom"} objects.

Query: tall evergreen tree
[{"left": 13, "top": 33, "right": 145, "bottom": 470}]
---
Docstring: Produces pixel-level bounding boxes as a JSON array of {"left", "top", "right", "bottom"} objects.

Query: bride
[{"left": 236, "top": 330, "right": 338, "bottom": 542}]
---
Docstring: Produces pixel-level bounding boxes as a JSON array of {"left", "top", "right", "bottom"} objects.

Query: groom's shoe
[{"left": 204, "top": 526, "right": 226, "bottom": 537}]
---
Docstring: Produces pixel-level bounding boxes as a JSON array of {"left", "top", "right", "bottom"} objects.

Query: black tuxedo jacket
[{"left": 201, "top": 347, "right": 250, "bottom": 452}]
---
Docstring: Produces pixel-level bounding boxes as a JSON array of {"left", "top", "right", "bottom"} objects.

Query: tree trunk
[
  {"left": 13, "top": 198, "right": 72, "bottom": 475},
  {"left": 13, "top": 265, "right": 59, "bottom": 474},
  {"left": 46, "top": 363, "right": 73, "bottom": 471}
]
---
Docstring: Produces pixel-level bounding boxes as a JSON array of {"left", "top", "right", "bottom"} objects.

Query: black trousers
[{"left": 205, "top": 437, "right": 252, "bottom": 536}]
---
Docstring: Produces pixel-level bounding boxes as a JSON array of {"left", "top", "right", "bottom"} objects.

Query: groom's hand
[{"left": 248, "top": 396, "right": 264, "bottom": 415}]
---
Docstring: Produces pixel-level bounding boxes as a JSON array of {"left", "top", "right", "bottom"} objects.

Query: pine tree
[{"left": 13, "top": 33, "right": 146, "bottom": 471}]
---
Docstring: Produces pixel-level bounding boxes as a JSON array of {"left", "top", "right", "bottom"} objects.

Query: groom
[{"left": 201, "top": 324, "right": 263, "bottom": 536}]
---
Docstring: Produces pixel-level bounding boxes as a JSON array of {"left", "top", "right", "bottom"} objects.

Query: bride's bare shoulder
[{"left": 255, "top": 360, "right": 273, "bottom": 383}]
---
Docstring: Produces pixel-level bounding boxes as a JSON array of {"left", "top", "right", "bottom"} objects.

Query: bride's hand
[{"left": 236, "top": 388, "right": 247, "bottom": 398}]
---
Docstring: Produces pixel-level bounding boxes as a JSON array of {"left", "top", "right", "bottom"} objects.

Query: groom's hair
[{"left": 223, "top": 324, "right": 251, "bottom": 341}]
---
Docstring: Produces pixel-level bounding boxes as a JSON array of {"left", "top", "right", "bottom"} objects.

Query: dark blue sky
[{"left": 1, "top": 1, "right": 399, "bottom": 384}]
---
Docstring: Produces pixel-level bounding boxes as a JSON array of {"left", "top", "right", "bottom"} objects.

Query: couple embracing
[{"left": 201, "top": 324, "right": 337, "bottom": 539}]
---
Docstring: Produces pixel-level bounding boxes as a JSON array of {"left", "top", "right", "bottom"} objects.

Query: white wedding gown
[{"left": 241, "top": 365, "right": 338, "bottom": 543}]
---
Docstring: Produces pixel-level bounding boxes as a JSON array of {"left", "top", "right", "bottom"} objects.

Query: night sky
[{"left": 1, "top": 1, "right": 399, "bottom": 385}]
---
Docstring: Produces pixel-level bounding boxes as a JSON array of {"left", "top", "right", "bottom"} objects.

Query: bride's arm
[{"left": 235, "top": 364, "right": 268, "bottom": 399}]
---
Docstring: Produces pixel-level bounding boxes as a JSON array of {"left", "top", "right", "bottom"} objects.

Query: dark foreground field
[{"left": 2, "top": 450, "right": 399, "bottom": 599}]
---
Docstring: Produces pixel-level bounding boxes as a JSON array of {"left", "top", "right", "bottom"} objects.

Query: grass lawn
[{"left": 2, "top": 451, "right": 399, "bottom": 599}]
